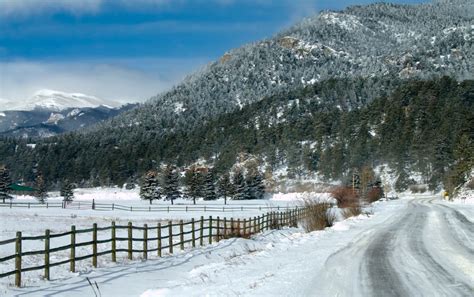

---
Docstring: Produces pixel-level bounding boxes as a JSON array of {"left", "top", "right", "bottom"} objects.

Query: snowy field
[
  {"left": 0, "top": 188, "right": 333, "bottom": 293},
  {"left": 2, "top": 190, "right": 473, "bottom": 296},
  {"left": 3, "top": 195, "right": 471, "bottom": 296}
]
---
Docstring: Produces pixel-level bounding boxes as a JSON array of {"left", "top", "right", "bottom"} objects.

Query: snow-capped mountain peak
[{"left": 1, "top": 89, "right": 120, "bottom": 111}]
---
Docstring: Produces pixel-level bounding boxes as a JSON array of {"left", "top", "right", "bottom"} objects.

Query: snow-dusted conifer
[
  {"left": 203, "top": 168, "right": 217, "bottom": 200},
  {"left": 140, "top": 170, "right": 160, "bottom": 204},
  {"left": 34, "top": 172, "right": 48, "bottom": 204},
  {"left": 163, "top": 165, "right": 181, "bottom": 205},
  {"left": 60, "top": 181, "right": 74, "bottom": 202},
  {"left": 217, "top": 172, "right": 233, "bottom": 204},
  {"left": 232, "top": 167, "right": 246, "bottom": 200}
]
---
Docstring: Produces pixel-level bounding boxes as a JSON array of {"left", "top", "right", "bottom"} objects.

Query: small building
[{"left": 8, "top": 183, "right": 37, "bottom": 195}]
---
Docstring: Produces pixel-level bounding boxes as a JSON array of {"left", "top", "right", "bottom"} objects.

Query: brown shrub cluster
[
  {"left": 342, "top": 206, "right": 363, "bottom": 219},
  {"left": 301, "top": 200, "right": 336, "bottom": 232},
  {"left": 366, "top": 187, "right": 384, "bottom": 203},
  {"left": 330, "top": 186, "right": 360, "bottom": 208}
]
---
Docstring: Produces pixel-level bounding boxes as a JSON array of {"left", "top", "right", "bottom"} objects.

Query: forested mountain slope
[
  {"left": 0, "top": 0, "right": 472, "bottom": 189},
  {"left": 2, "top": 77, "right": 472, "bottom": 192},
  {"left": 88, "top": 0, "right": 472, "bottom": 136}
]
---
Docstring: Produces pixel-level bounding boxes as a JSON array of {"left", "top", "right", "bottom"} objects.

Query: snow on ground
[
  {"left": 2, "top": 191, "right": 472, "bottom": 296},
  {"left": 2, "top": 197, "right": 399, "bottom": 296}
]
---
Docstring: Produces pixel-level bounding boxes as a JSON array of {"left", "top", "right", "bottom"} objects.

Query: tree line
[{"left": 140, "top": 162, "right": 266, "bottom": 205}]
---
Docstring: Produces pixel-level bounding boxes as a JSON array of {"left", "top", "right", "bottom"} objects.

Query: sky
[{"left": 0, "top": 0, "right": 430, "bottom": 104}]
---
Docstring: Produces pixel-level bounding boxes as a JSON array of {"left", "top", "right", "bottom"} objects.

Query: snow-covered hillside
[{"left": 0, "top": 89, "right": 119, "bottom": 112}]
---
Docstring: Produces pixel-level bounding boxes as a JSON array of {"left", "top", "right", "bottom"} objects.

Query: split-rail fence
[{"left": 0, "top": 208, "right": 309, "bottom": 287}]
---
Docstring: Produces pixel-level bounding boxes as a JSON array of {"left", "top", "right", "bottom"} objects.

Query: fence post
[
  {"left": 199, "top": 216, "right": 204, "bottom": 246},
  {"left": 92, "top": 223, "right": 97, "bottom": 268},
  {"left": 70, "top": 225, "right": 76, "bottom": 272},
  {"left": 179, "top": 220, "right": 184, "bottom": 251},
  {"left": 191, "top": 218, "right": 196, "bottom": 248},
  {"left": 237, "top": 218, "right": 241, "bottom": 236},
  {"left": 230, "top": 217, "right": 234, "bottom": 235},
  {"left": 209, "top": 216, "right": 213, "bottom": 245},
  {"left": 157, "top": 223, "right": 162, "bottom": 257},
  {"left": 128, "top": 222, "right": 133, "bottom": 260},
  {"left": 168, "top": 221, "right": 173, "bottom": 254},
  {"left": 92, "top": 199, "right": 95, "bottom": 210},
  {"left": 112, "top": 203, "right": 114, "bottom": 211},
  {"left": 111, "top": 222, "right": 116, "bottom": 262},
  {"left": 253, "top": 217, "right": 257, "bottom": 234},
  {"left": 143, "top": 224, "right": 148, "bottom": 260},
  {"left": 15, "top": 231, "right": 22, "bottom": 287},
  {"left": 216, "top": 216, "right": 220, "bottom": 242},
  {"left": 45, "top": 229, "right": 50, "bottom": 280},
  {"left": 223, "top": 217, "right": 227, "bottom": 238},
  {"left": 243, "top": 219, "right": 247, "bottom": 237}
]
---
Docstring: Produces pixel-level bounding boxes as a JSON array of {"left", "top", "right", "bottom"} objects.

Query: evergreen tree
[
  {"left": 163, "top": 165, "right": 181, "bottom": 205},
  {"left": 60, "top": 181, "right": 75, "bottom": 202},
  {"left": 184, "top": 166, "right": 201, "bottom": 205},
  {"left": 232, "top": 167, "right": 246, "bottom": 200},
  {"left": 0, "top": 165, "right": 12, "bottom": 203},
  {"left": 34, "top": 172, "right": 48, "bottom": 204},
  {"left": 217, "top": 172, "right": 233, "bottom": 204},
  {"left": 245, "top": 168, "right": 266, "bottom": 199},
  {"left": 203, "top": 168, "right": 217, "bottom": 200},
  {"left": 140, "top": 170, "right": 160, "bottom": 204}
]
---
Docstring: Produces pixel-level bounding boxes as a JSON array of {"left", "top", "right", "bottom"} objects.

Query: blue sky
[{"left": 0, "top": 0, "right": 430, "bottom": 103}]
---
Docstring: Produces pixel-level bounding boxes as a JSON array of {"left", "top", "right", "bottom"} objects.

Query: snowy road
[
  {"left": 4, "top": 196, "right": 473, "bottom": 297},
  {"left": 314, "top": 198, "right": 474, "bottom": 297}
]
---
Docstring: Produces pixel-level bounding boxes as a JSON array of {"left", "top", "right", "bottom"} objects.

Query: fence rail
[
  {"left": 0, "top": 200, "right": 296, "bottom": 213},
  {"left": 0, "top": 208, "right": 309, "bottom": 287}
]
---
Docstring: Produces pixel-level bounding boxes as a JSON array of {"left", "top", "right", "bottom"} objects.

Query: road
[
  {"left": 4, "top": 196, "right": 473, "bottom": 296},
  {"left": 313, "top": 198, "right": 474, "bottom": 296}
]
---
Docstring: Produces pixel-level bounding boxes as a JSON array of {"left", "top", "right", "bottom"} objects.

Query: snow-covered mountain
[
  {"left": 0, "top": 103, "right": 138, "bottom": 138},
  {"left": 1, "top": 89, "right": 120, "bottom": 112}
]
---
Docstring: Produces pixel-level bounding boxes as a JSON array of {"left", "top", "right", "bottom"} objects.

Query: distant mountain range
[
  {"left": 0, "top": 90, "right": 137, "bottom": 138},
  {"left": 0, "top": 89, "right": 120, "bottom": 112}
]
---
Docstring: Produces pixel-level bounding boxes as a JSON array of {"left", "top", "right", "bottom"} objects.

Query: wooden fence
[
  {"left": 0, "top": 200, "right": 296, "bottom": 213},
  {"left": 0, "top": 208, "right": 309, "bottom": 287}
]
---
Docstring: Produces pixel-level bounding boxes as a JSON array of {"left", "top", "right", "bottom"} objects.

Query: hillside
[{"left": 0, "top": 0, "right": 472, "bottom": 190}]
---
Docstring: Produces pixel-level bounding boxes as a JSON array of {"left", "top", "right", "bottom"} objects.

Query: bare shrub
[
  {"left": 330, "top": 186, "right": 359, "bottom": 208},
  {"left": 343, "top": 206, "right": 362, "bottom": 219},
  {"left": 301, "top": 200, "right": 336, "bottom": 232},
  {"left": 366, "top": 187, "right": 384, "bottom": 203}
]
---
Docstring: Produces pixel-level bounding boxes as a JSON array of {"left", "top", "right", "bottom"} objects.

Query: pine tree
[
  {"left": 60, "top": 181, "right": 74, "bottom": 202},
  {"left": 244, "top": 169, "right": 265, "bottom": 199},
  {"left": 0, "top": 165, "right": 12, "bottom": 203},
  {"left": 163, "top": 165, "right": 181, "bottom": 205},
  {"left": 184, "top": 166, "right": 201, "bottom": 205},
  {"left": 217, "top": 172, "right": 233, "bottom": 204},
  {"left": 203, "top": 169, "right": 217, "bottom": 200},
  {"left": 232, "top": 168, "right": 246, "bottom": 200},
  {"left": 34, "top": 172, "right": 48, "bottom": 204},
  {"left": 140, "top": 170, "right": 160, "bottom": 204},
  {"left": 253, "top": 172, "right": 266, "bottom": 199}
]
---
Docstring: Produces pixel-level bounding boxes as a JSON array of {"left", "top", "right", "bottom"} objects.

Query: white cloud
[
  {"left": 0, "top": 58, "right": 208, "bottom": 104},
  {"left": 0, "top": 0, "right": 103, "bottom": 17}
]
